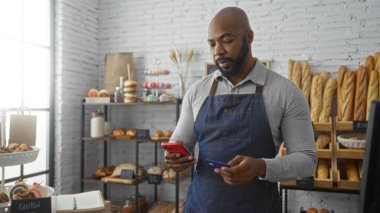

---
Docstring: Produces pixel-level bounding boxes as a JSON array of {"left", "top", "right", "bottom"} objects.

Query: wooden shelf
[
  {"left": 337, "top": 170, "right": 360, "bottom": 190},
  {"left": 83, "top": 176, "right": 147, "bottom": 185},
  {"left": 336, "top": 142, "right": 365, "bottom": 159},
  {"left": 336, "top": 121, "right": 353, "bottom": 131},
  {"left": 312, "top": 122, "right": 332, "bottom": 132},
  {"left": 82, "top": 136, "right": 163, "bottom": 143}
]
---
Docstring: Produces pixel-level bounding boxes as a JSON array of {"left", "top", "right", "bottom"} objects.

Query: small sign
[
  {"left": 296, "top": 176, "right": 314, "bottom": 189},
  {"left": 11, "top": 197, "right": 51, "bottom": 213},
  {"left": 120, "top": 169, "right": 135, "bottom": 179},
  {"left": 136, "top": 129, "right": 150, "bottom": 139},
  {"left": 353, "top": 120, "right": 367, "bottom": 133},
  {"left": 148, "top": 174, "right": 162, "bottom": 184}
]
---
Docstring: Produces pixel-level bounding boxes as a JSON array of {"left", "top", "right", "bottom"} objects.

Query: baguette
[
  {"left": 319, "top": 78, "right": 337, "bottom": 122},
  {"left": 365, "top": 55, "right": 375, "bottom": 72},
  {"left": 319, "top": 71, "right": 330, "bottom": 91},
  {"left": 310, "top": 75, "right": 323, "bottom": 122},
  {"left": 315, "top": 134, "right": 331, "bottom": 149},
  {"left": 291, "top": 62, "right": 302, "bottom": 88},
  {"left": 301, "top": 61, "right": 312, "bottom": 104},
  {"left": 341, "top": 71, "right": 356, "bottom": 121},
  {"left": 358, "top": 160, "right": 363, "bottom": 180},
  {"left": 337, "top": 65, "right": 348, "bottom": 121},
  {"left": 367, "top": 70, "right": 379, "bottom": 120},
  {"left": 375, "top": 52, "right": 380, "bottom": 72},
  {"left": 344, "top": 159, "right": 359, "bottom": 181},
  {"left": 288, "top": 59, "right": 295, "bottom": 80},
  {"left": 354, "top": 66, "right": 368, "bottom": 121},
  {"left": 317, "top": 159, "right": 329, "bottom": 179}
]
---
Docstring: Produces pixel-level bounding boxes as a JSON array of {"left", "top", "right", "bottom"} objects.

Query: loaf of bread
[
  {"left": 288, "top": 59, "right": 295, "bottom": 80},
  {"left": 354, "top": 66, "right": 368, "bottom": 121},
  {"left": 344, "top": 159, "right": 359, "bottom": 181},
  {"left": 375, "top": 52, "right": 380, "bottom": 72},
  {"left": 110, "top": 163, "right": 146, "bottom": 178},
  {"left": 319, "top": 78, "right": 337, "bottom": 122},
  {"left": 291, "top": 62, "right": 302, "bottom": 88},
  {"left": 310, "top": 75, "right": 323, "bottom": 122},
  {"left": 306, "top": 208, "right": 318, "bottom": 213},
  {"left": 365, "top": 55, "right": 375, "bottom": 72},
  {"left": 358, "top": 160, "right": 363, "bottom": 179},
  {"left": 367, "top": 70, "right": 379, "bottom": 120},
  {"left": 337, "top": 65, "right": 348, "bottom": 121},
  {"left": 341, "top": 71, "right": 356, "bottom": 121},
  {"left": 301, "top": 61, "right": 312, "bottom": 104},
  {"left": 317, "top": 159, "right": 329, "bottom": 179},
  {"left": 319, "top": 71, "right": 330, "bottom": 91},
  {"left": 315, "top": 134, "right": 331, "bottom": 149}
]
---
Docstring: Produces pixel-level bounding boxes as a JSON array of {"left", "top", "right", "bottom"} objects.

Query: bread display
[
  {"left": 291, "top": 62, "right": 302, "bottom": 88},
  {"left": 124, "top": 80, "right": 138, "bottom": 103},
  {"left": 341, "top": 71, "right": 356, "bottom": 121},
  {"left": 317, "top": 159, "right": 329, "bottom": 179},
  {"left": 0, "top": 143, "right": 33, "bottom": 154},
  {"left": 288, "top": 59, "right": 295, "bottom": 80},
  {"left": 337, "top": 65, "right": 348, "bottom": 121},
  {"left": 315, "top": 134, "right": 331, "bottom": 149},
  {"left": 126, "top": 128, "right": 137, "bottom": 138},
  {"left": 367, "top": 70, "right": 379, "bottom": 120},
  {"left": 93, "top": 166, "right": 115, "bottom": 178},
  {"left": 344, "top": 160, "right": 359, "bottom": 181},
  {"left": 354, "top": 66, "right": 368, "bottom": 121},
  {"left": 110, "top": 163, "right": 146, "bottom": 178},
  {"left": 319, "top": 78, "right": 337, "bottom": 122},
  {"left": 306, "top": 207, "right": 318, "bottom": 213},
  {"left": 301, "top": 61, "right": 312, "bottom": 104},
  {"left": 113, "top": 128, "right": 126, "bottom": 137},
  {"left": 365, "top": 55, "right": 375, "bottom": 72},
  {"left": 319, "top": 71, "right": 330, "bottom": 91},
  {"left": 310, "top": 75, "right": 323, "bottom": 122}
]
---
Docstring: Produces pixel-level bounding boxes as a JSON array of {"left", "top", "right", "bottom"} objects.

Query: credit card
[{"left": 206, "top": 159, "right": 231, "bottom": 169}]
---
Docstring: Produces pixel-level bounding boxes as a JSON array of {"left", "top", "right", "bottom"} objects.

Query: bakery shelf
[
  {"left": 336, "top": 121, "right": 353, "bottom": 131},
  {"left": 336, "top": 142, "right": 365, "bottom": 159},
  {"left": 312, "top": 122, "right": 333, "bottom": 132},
  {"left": 83, "top": 176, "right": 147, "bottom": 185},
  {"left": 83, "top": 101, "right": 176, "bottom": 106},
  {"left": 337, "top": 170, "right": 360, "bottom": 190},
  {"left": 0, "top": 147, "right": 40, "bottom": 167},
  {"left": 280, "top": 143, "right": 332, "bottom": 158}
]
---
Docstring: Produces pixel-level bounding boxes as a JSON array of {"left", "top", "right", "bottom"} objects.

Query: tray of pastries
[{"left": 0, "top": 143, "right": 40, "bottom": 167}]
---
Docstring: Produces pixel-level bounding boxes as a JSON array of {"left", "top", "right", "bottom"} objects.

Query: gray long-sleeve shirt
[{"left": 171, "top": 59, "right": 317, "bottom": 182}]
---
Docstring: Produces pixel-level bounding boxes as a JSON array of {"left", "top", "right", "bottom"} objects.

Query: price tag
[
  {"left": 11, "top": 197, "right": 52, "bottom": 213},
  {"left": 353, "top": 120, "right": 367, "bottom": 133},
  {"left": 136, "top": 129, "right": 150, "bottom": 139},
  {"left": 148, "top": 174, "right": 162, "bottom": 184},
  {"left": 120, "top": 169, "right": 135, "bottom": 179},
  {"left": 296, "top": 176, "right": 314, "bottom": 189}
]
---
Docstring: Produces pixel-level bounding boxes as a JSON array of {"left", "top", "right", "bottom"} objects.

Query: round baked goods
[
  {"left": 0, "top": 192, "right": 9, "bottom": 203},
  {"left": 154, "top": 130, "right": 163, "bottom": 138},
  {"left": 93, "top": 166, "right": 115, "bottom": 178},
  {"left": 147, "top": 166, "right": 164, "bottom": 175},
  {"left": 110, "top": 163, "right": 147, "bottom": 178},
  {"left": 113, "top": 128, "right": 126, "bottom": 137},
  {"left": 306, "top": 208, "right": 318, "bottom": 213},
  {"left": 126, "top": 128, "right": 137, "bottom": 138},
  {"left": 98, "top": 89, "right": 109, "bottom": 97},
  {"left": 163, "top": 168, "right": 176, "bottom": 180},
  {"left": 124, "top": 93, "right": 138, "bottom": 103},
  {"left": 163, "top": 130, "right": 173, "bottom": 138},
  {"left": 124, "top": 87, "right": 137, "bottom": 93},
  {"left": 124, "top": 80, "right": 138, "bottom": 88}
]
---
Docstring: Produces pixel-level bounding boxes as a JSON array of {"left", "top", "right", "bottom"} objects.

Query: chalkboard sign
[
  {"left": 148, "top": 174, "right": 163, "bottom": 184},
  {"left": 296, "top": 176, "right": 314, "bottom": 189},
  {"left": 204, "top": 62, "right": 218, "bottom": 76},
  {"left": 120, "top": 169, "right": 135, "bottom": 179},
  {"left": 136, "top": 129, "right": 150, "bottom": 139},
  {"left": 353, "top": 120, "right": 367, "bottom": 133},
  {"left": 11, "top": 197, "right": 51, "bottom": 213}
]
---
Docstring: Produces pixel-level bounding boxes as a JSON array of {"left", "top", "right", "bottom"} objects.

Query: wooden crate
[
  {"left": 337, "top": 170, "right": 360, "bottom": 190},
  {"left": 280, "top": 142, "right": 332, "bottom": 158},
  {"left": 336, "top": 142, "right": 365, "bottom": 159},
  {"left": 314, "top": 169, "right": 334, "bottom": 188}
]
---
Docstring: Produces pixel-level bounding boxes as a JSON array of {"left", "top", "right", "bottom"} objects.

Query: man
[{"left": 165, "top": 7, "right": 317, "bottom": 213}]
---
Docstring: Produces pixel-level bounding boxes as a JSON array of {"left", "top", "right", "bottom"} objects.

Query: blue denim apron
[{"left": 184, "top": 79, "right": 281, "bottom": 213}]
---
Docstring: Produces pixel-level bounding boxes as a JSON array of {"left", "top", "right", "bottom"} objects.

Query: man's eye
[
  {"left": 223, "top": 40, "right": 233, "bottom": 43},
  {"left": 209, "top": 43, "right": 215, "bottom": 48}
]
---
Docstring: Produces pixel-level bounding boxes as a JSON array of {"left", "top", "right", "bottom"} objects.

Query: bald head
[{"left": 209, "top": 7, "right": 252, "bottom": 35}]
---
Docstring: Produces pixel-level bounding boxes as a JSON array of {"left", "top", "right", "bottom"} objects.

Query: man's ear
[{"left": 246, "top": 30, "right": 254, "bottom": 44}]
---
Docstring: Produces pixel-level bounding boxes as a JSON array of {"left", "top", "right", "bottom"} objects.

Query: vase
[{"left": 178, "top": 75, "right": 185, "bottom": 99}]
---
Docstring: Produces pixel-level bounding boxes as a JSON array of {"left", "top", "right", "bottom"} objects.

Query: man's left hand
[{"left": 214, "top": 155, "right": 266, "bottom": 185}]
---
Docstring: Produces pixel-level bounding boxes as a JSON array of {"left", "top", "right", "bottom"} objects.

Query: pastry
[
  {"left": 291, "top": 62, "right": 302, "bottom": 88},
  {"left": 337, "top": 65, "right": 348, "bottom": 121},
  {"left": 306, "top": 207, "right": 318, "bottom": 213},
  {"left": 163, "top": 168, "right": 176, "bottom": 180},
  {"left": 288, "top": 59, "right": 295, "bottom": 80},
  {"left": 365, "top": 55, "right": 375, "bottom": 72},
  {"left": 310, "top": 75, "right": 323, "bottom": 122},
  {"left": 124, "top": 80, "right": 138, "bottom": 88},
  {"left": 154, "top": 130, "right": 163, "bottom": 138},
  {"left": 317, "top": 159, "right": 329, "bottom": 179},
  {"left": 8, "top": 143, "right": 20, "bottom": 152},
  {"left": 163, "top": 130, "right": 173, "bottom": 138},
  {"left": 341, "top": 71, "right": 356, "bottom": 121},
  {"left": 315, "top": 134, "right": 330, "bottom": 149},
  {"left": 110, "top": 163, "right": 146, "bottom": 178},
  {"left": 147, "top": 166, "right": 164, "bottom": 175},
  {"left": 94, "top": 168, "right": 108, "bottom": 178},
  {"left": 98, "top": 89, "right": 109, "bottom": 97},
  {"left": 344, "top": 159, "right": 359, "bottom": 181},
  {"left": 124, "top": 87, "right": 137, "bottom": 93},
  {"left": 301, "top": 61, "right": 312, "bottom": 104},
  {"left": 0, "top": 146, "right": 11, "bottom": 153},
  {"left": 0, "top": 192, "right": 9, "bottom": 203},
  {"left": 126, "top": 128, "right": 137, "bottom": 138},
  {"left": 354, "top": 66, "right": 368, "bottom": 121},
  {"left": 14, "top": 143, "right": 32, "bottom": 152},
  {"left": 318, "top": 209, "right": 329, "bottom": 213},
  {"left": 367, "top": 70, "right": 379, "bottom": 120},
  {"left": 113, "top": 128, "right": 126, "bottom": 137},
  {"left": 319, "top": 71, "right": 330, "bottom": 90}
]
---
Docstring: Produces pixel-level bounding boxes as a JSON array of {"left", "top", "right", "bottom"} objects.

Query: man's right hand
[{"left": 164, "top": 152, "right": 197, "bottom": 172}]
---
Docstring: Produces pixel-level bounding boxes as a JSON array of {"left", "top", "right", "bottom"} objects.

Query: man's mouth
[{"left": 216, "top": 58, "right": 233, "bottom": 69}]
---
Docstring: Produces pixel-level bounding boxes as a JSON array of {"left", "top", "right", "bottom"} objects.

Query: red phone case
[{"left": 161, "top": 142, "right": 190, "bottom": 156}]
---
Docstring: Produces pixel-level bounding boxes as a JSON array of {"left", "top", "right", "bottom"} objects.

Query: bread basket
[{"left": 337, "top": 133, "right": 366, "bottom": 149}]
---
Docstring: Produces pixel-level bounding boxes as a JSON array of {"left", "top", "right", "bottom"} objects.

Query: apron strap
[
  {"left": 209, "top": 79, "right": 219, "bottom": 96},
  {"left": 255, "top": 85, "right": 264, "bottom": 94}
]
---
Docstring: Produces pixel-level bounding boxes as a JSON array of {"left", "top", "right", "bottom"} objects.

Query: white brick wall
[{"left": 56, "top": 0, "right": 380, "bottom": 212}]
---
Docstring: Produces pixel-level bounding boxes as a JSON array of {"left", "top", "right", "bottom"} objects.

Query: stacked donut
[{"left": 124, "top": 80, "right": 138, "bottom": 103}]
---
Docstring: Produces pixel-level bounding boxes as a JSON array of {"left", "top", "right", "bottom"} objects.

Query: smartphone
[
  {"left": 161, "top": 141, "right": 191, "bottom": 157},
  {"left": 206, "top": 159, "right": 231, "bottom": 169}
]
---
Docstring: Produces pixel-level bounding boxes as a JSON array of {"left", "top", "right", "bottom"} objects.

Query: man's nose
[{"left": 213, "top": 43, "right": 226, "bottom": 57}]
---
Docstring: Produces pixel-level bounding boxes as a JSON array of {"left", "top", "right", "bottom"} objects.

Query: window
[{"left": 0, "top": 0, "right": 53, "bottom": 185}]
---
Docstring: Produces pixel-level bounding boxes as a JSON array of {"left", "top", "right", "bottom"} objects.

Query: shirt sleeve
[
  {"left": 170, "top": 89, "right": 197, "bottom": 153},
  {"left": 261, "top": 84, "right": 317, "bottom": 182}
]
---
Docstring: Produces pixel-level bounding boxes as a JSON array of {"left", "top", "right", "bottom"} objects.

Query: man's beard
[{"left": 214, "top": 37, "right": 250, "bottom": 78}]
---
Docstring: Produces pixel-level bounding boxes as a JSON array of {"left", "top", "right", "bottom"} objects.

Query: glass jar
[{"left": 90, "top": 110, "right": 104, "bottom": 138}]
